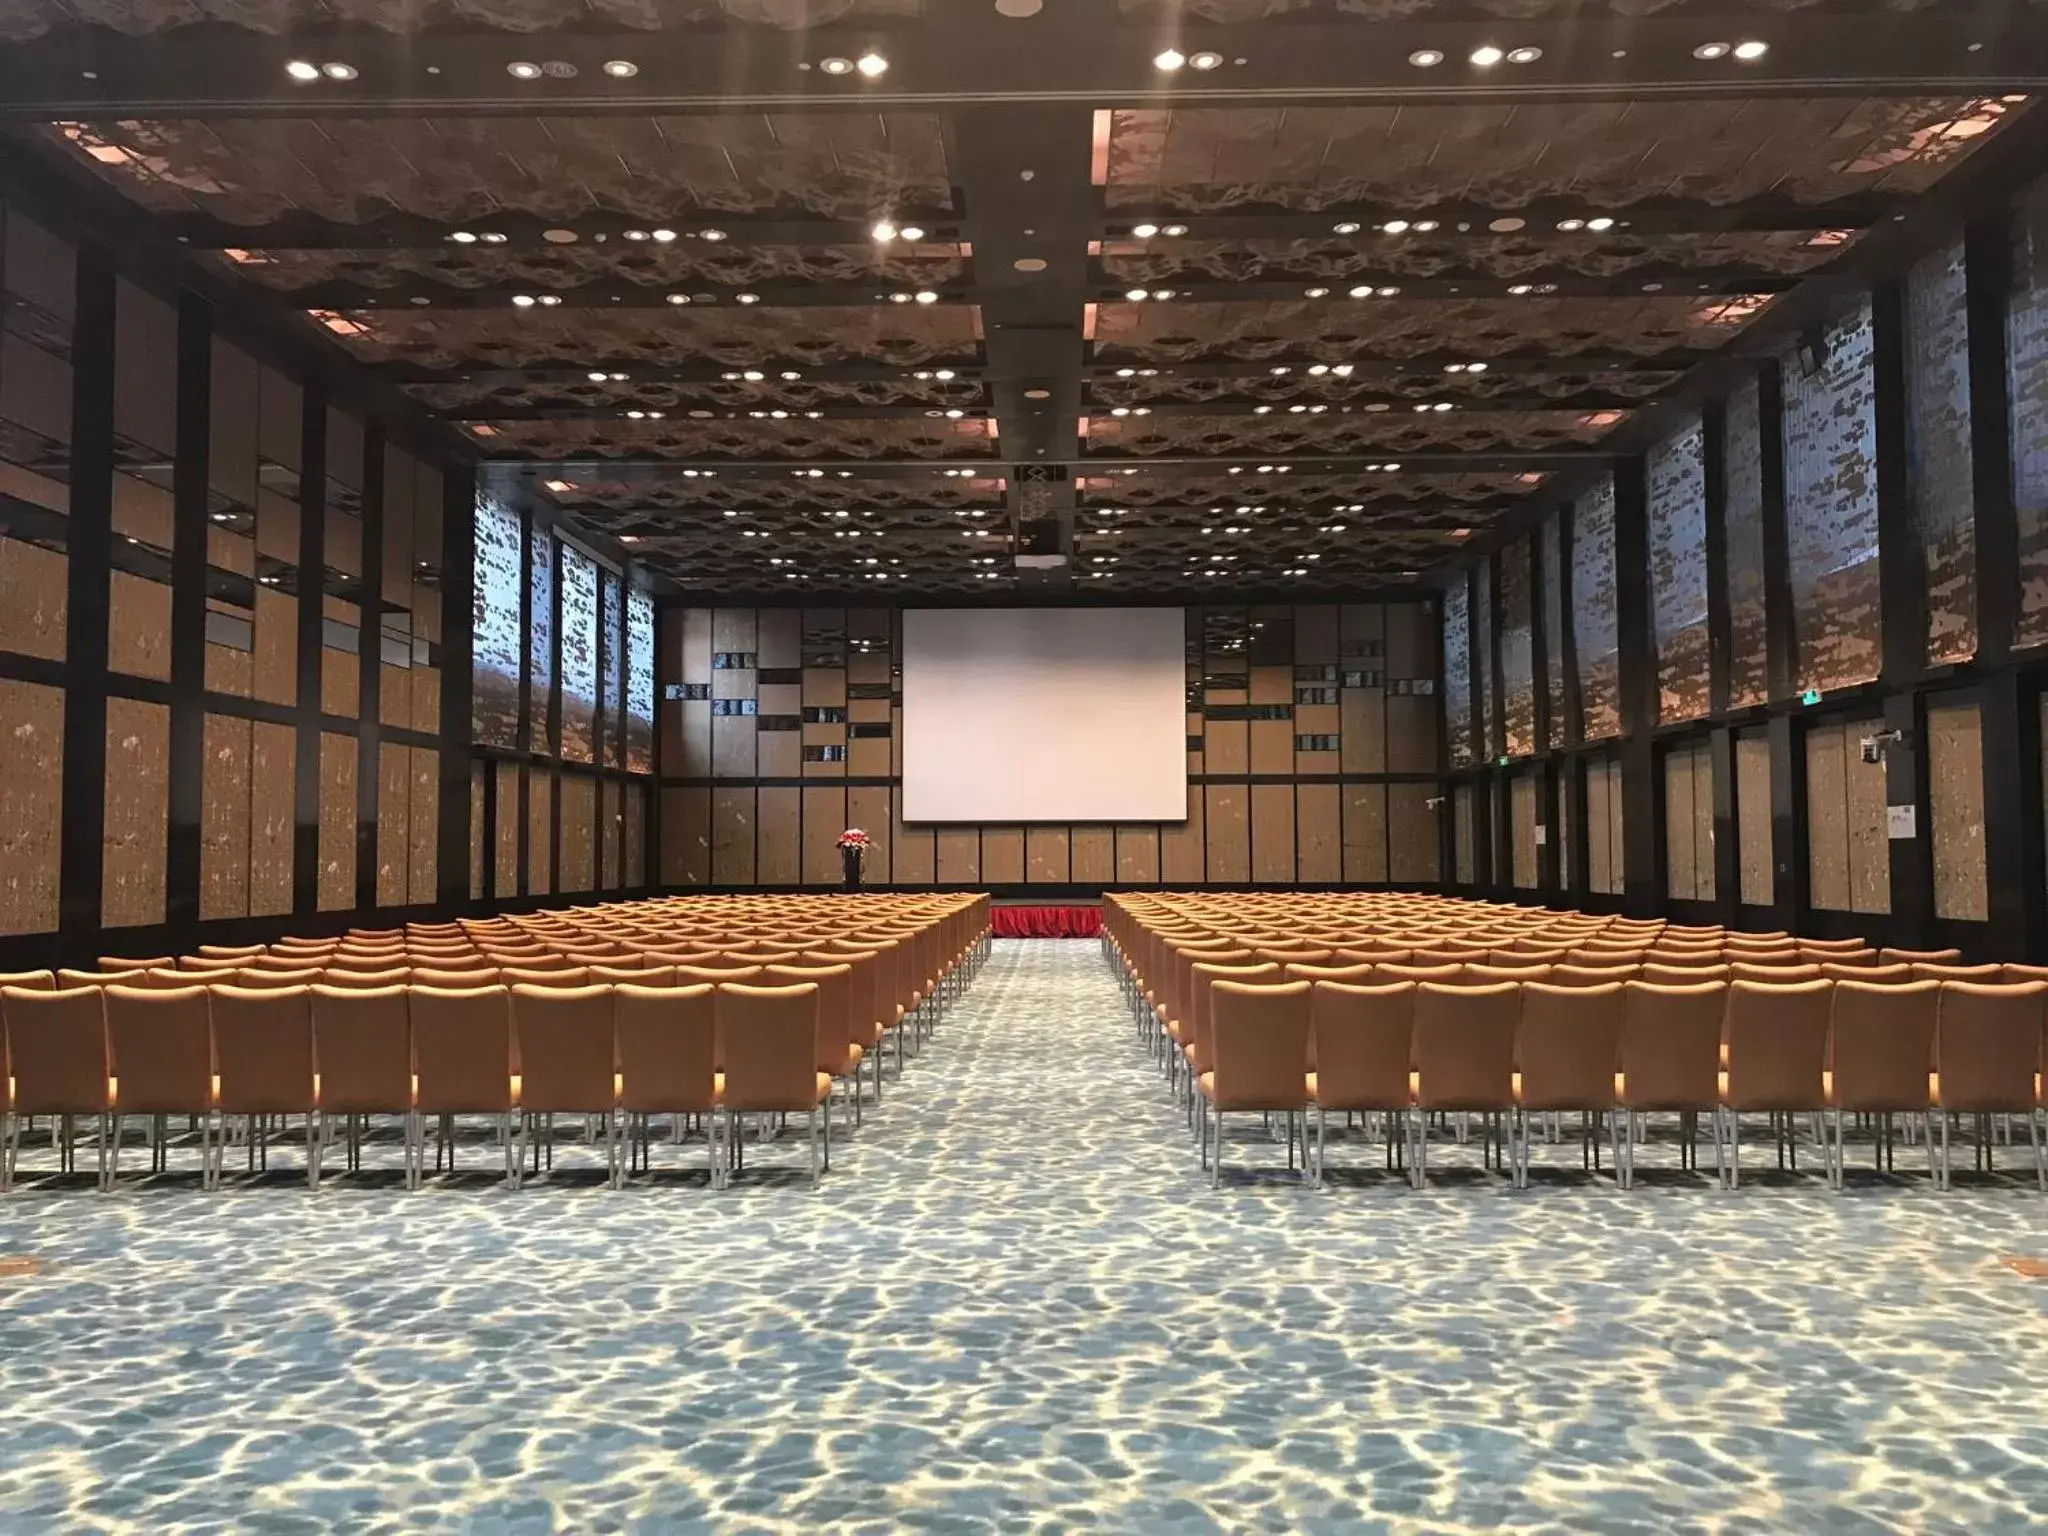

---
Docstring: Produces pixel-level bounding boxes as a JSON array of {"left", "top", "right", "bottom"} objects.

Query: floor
[{"left": 2, "top": 939, "right": 2047, "bottom": 1532}]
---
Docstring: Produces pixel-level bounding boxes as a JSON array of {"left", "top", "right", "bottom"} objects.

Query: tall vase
[{"left": 840, "top": 845, "right": 864, "bottom": 893}]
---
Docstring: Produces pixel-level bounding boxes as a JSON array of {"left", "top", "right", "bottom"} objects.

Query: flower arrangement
[{"left": 836, "top": 828, "right": 872, "bottom": 853}]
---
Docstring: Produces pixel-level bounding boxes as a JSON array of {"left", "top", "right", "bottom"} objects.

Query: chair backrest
[
  {"left": 1186, "top": 960, "right": 1280, "bottom": 1072},
  {"left": 0, "top": 985, "right": 107, "bottom": 1114},
  {"left": 1618, "top": 980, "right": 1726, "bottom": 1109},
  {"left": 1308, "top": 979, "right": 1414, "bottom": 1111},
  {"left": 1374, "top": 962, "right": 1464, "bottom": 984},
  {"left": 0, "top": 969, "right": 55, "bottom": 991},
  {"left": 411, "top": 985, "right": 513, "bottom": 1115},
  {"left": 1252, "top": 947, "right": 1333, "bottom": 967},
  {"left": 1334, "top": 947, "right": 1412, "bottom": 966},
  {"left": 593, "top": 962, "right": 673, "bottom": 986},
  {"left": 210, "top": 984, "right": 316, "bottom": 1114},
  {"left": 408, "top": 964, "right": 502, "bottom": 989},
  {"left": 1484, "top": 950, "right": 1560, "bottom": 969},
  {"left": 1824, "top": 961, "right": 1911, "bottom": 983},
  {"left": 500, "top": 965, "right": 591, "bottom": 989},
  {"left": 132, "top": 966, "right": 211, "bottom": 990},
  {"left": 1281, "top": 961, "right": 1378, "bottom": 987},
  {"left": 104, "top": 984, "right": 213, "bottom": 1114},
  {"left": 1829, "top": 979, "right": 1938, "bottom": 1111},
  {"left": 1912, "top": 962, "right": 2004, "bottom": 982},
  {"left": 96, "top": 955, "right": 173, "bottom": 973},
  {"left": 197, "top": 944, "right": 265, "bottom": 960},
  {"left": 1936, "top": 980, "right": 2048, "bottom": 1112},
  {"left": 1462, "top": 962, "right": 1552, "bottom": 985},
  {"left": 318, "top": 965, "right": 412, "bottom": 989},
  {"left": 1206, "top": 979, "right": 1311, "bottom": 1110},
  {"left": 176, "top": 955, "right": 248, "bottom": 974},
  {"left": 716, "top": 982, "right": 823, "bottom": 1113},
  {"left": 1517, "top": 981, "right": 1624, "bottom": 1111},
  {"left": 1641, "top": 962, "right": 1731, "bottom": 985},
  {"left": 1882, "top": 947, "right": 1963, "bottom": 966},
  {"left": 512, "top": 984, "right": 616, "bottom": 1113},
  {"left": 1413, "top": 982, "right": 1520, "bottom": 1111},
  {"left": 613, "top": 984, "right": 717, "bottom": 1112},
  {"left": 764, "top": 963, "right": 854, "bottom": 1076},
  {"left": 1729, "top": 961, "right": 1821, "bottom": 983},
  {"left": 1548, "top": 963, "right": 1638, "bottom": 986},
  {"left": 1722, "top": 979, "right": 1833, "bottom": 1108},
  {"left": 310, "top": 984, "right": 413, "bottom": 1113}
]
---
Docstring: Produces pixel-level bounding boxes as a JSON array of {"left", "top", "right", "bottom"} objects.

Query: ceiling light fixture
[
  {"left": 820, "top": 56, "right": 854, "bottom": 74},
  {"left": 736, "top": 292, "right": 760, "bottom": 304},
  {"left": 1381, "top": 219, "right": 1410, "bottom": 234},
  {"left": 1126, "top": 288, "right": 1151, "bottom": 301},
  {"left": 480, "top": 232, "right": 507, "bottom": 244},
  {"left": 623, "top": 229, "right": 648, "bottom": 241},
  {"left": 856, "top": 51, "right": 889, "bottom": 76},
  {"left": 914, "top": 290, "right": 939, "bottom": 304},
  {"left": 286, "top": 60, "right": 321, "bottom": 81},
  {"left": 650, "top": 228, "right": 677, "bottom": 242},
  {"left": 1304, "top": 286, "right": 1331, "bottom": 298},
  {"left": 1734, "top": 39, "right": 1769, "bottom": 59},
  {"left": 1470, "top": 44, "right": 1504, "bottom": 66},
  {"left": 1154, "top": 48, "right": 1186, "bottom": 70},
  {"left": 1332, "top": 220, "right": 1362, "bottom": 235},
  {"left": 699, "top": 228, "right": 727, "bottom": 242},
  {"left": 871, "top": 220, "right": 898, "bottom": 242},
  {"left": 1556, "top": 217, "right": 1585, "bottom": 232},
  {"left": 1408, "top": 48, "right": 1444, "bottom": 67},
  {"left": 666, "top": 293, "right": 691, "bottom": 305},
  {"left": 1133, "top": 222, "right": 1160, "bottom": 239},
  {"left": 507, "top": 61, "right": 543, "bottom": 79},
  {"left": 1189, "top": 50, "right": 1224, "bottom": 70},
  {"left": 899, "top": 225, "right": 926, "bottom": 242},
  {"left": 1163, "top": 223, "right": 1188, "bottom": 237},
  {"left": 1586, "top": 216, "right": 1615, "bottom": 232},
  {"left": 512, "top": 294, "right": 537, "bottom": 307},
  {"left": 321, "top": 62, "right": 358, "bottom": 80},
  {"left": 449, "top": 231, "right": 478, "bottom": 244},
  {"left": 603, "top": 59, "right": 639, "bottom": 77},
  {"left": 1412, "top": 219, "right": 1440, "bottom": 233},
  {"left": 1692, "top": 41, "right": 1731, "bottom": 59},
  {"left": 1506, "top": 46, "right": 1542, "bottom": 63}
]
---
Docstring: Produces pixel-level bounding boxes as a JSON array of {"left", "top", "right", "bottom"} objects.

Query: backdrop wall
[{"left": 656, "top": 601, "right": 1445, "bottom": 891}]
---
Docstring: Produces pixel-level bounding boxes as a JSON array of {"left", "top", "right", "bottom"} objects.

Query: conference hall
[{"left": 0, "top": 0, "right": 2045, "bottom": 1526}]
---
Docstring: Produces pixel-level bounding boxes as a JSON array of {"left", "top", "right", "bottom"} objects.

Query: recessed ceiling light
[
  {"left": 1507, "top": 283, "right": 1533, "bottom": 296},
  {"left": 743, "top": 370, "right": 764, "bottom": 381},
  {"left": 507, "top": 61, "right": 542, "bottom": 79},
  {"left": 1693, "top": 41, "right": 1731, "bottom": 59},
  {"left": 913, "top": 290, "right": 938, "bottom": 304},
  {"left": 820, "top": 56, "right": 854, "bottom": 74},
  {"left": 871, "top": 220, "right": 898, "bottom": 242},
  {"left": 321, "top": 62, "right": 358, "bottom": 80},
  {"left": 1190, "top": 50, "right": 1224, "bottom": 70},
  {"left": 1126, "top": 288, "right": 1150, "bottom": 301},
  {"left": 449, "top": 231, "right": 478, "bottom": 244},
  {"left": 899, "top": 225, "right": 926, "bottom": 242},
  {"left": 736, "top": 292, "right": 761, "bottom": 304},
  {"left": 1556, "top": 218, "right": 1585, "bottom": 232},
  {"left": 1467, "top": 361, "right": 1487, "bottom": 373},
  {"left": 603, "top": 59, "right": 638, "bottom": 77},
  {"left": 666, "top": 293, "right": 691, "bottom": 305},
  {"left": 1154, "top": 48, "right": 1186, "bottom": 70},
  {"left": 1132, "top": 222, "right": 1161, "bottom": 239},
  {"left": 623, "top": 229, "right": 648, "bottom": 241},
  {"left": 587, "top": 370, "right": 610, "bottom": 382},
  {"left": 1014, "top": 257, "right": 1048, "bottom": 272},
  {"left": 512, "top": 294, "right": 537, "bottom": 307},
  {"left": 1469, "top": 45, "right": 1504, "bottom": 66},
  {"left": 1586, "top": 216, "right": 1616, "bottom": 232},
  {"left": 1506, "top": 46, "right": 1542, "bottom": 63},
  {"left": 650, "top": 228, "right": 677, "bottom": 243},
  {"left": 1152, "top": 288, "right": 1176, "bottom": 300},
  {"left": 1408, "top": 48, "right": 1444, "bottom": 67},
  {"left": 1332, "top": 220, "right": 1362, "bottom": 235},
  {"left": 286, "top": 60, "right": 320, "bottom": 81},
  {"left": 699, "top": 228, "right": 727, "bottom": 242},
  {"left": 1347, "top": 285, "right": 1374, "bottom": 298},
  {"left": 1734, "top": 39, "right": 1769, "bottom": 59},
  {"left": 935, "top": 369, "right": 956, "bottom": 380},
  {"left": 856, "top": 51, "right": 889, "bottom": 76},
  {"left": 781, "top": 369, "right": 803, "bottom": 380},
  {"left": 1304, "top": 286, "right": 1330, "bottom": 298},
  {"left": 1381, "top": 219, "right": 1410, "bottom": 234},
  {"left": 1163, "top": 223, "right": 1188, "bottom": 237},
  {"left": 1412, "top": 219, "right": 1439, "bottom": 233}
]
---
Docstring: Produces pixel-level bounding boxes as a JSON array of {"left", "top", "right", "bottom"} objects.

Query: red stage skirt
[{"left": 991, "top": 905, "right": 1103, "bottom": 939}]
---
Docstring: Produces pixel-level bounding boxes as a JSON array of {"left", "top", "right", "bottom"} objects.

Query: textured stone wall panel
[
  {"left": 1907, "top": 238, "right": 1977, "bottom": 665},
  {"left": 1573, "top": 479, "right": 1621, "bottom": 740},
  {"left": 1648, "top": 415, "right": 1711, "bottom": 722},
  {"left": 1783, "top": 298, "right": 1880, "bottom": 696}
]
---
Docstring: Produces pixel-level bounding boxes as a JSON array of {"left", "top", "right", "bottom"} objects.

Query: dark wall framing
[{"left": 1436, "top": 216, "right": 2048, "bottom": 963}]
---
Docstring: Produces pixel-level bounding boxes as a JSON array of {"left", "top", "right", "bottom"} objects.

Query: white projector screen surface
[{"left": 902, "top": 608, "right": 1189, "bottom": 823}]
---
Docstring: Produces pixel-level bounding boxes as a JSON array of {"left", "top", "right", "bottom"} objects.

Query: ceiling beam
[
  {"left": 1085, "top": 351, "right": 1700, "bottom": 381},
  {"left": 1084, "top": 389, "right": 1646, "bottom": 415},
  {"left": 387, "top": 359, "right": 984, "bottom": 386},
  {"left": 1095, "top": 195, "right": 1907, "bottom": 242},
  {"left": 443, "top": 403, "right": 993, "bottom": 423},
  {"left": 1094, "top": 269, "right": 1805, "bottom": 302},
  {"left": 2, "top": 13, "right": 2042, "bottom": 118},
  {"left": 286, "top": 278, "right": 972, "bottom": 310},
  {"left": 481, "top": 450, "right": 1601, "bottom": 480},
  {"left": 171, "top": 209, "right": 957, "bottom": 250}
]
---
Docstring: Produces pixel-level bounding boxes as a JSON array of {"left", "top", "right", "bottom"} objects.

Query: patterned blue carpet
[{"left": 2, "top": 939, "right": 2047, "bottom": 1531}]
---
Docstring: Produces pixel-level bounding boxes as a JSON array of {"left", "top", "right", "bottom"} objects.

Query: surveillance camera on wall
[
  {"left": 1424, "top": 795, "right": 1446, "bottom": 810},
  {"left": 1859, "top": 728, "right": 1906, "bottom": 765}
]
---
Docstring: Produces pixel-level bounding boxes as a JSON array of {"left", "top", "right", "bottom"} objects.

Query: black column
[
  {"left": 1872, "top": 278, "right": 1936, "bottom": 948},
  {"left": 1968, "top": 214, "right": 2046, "bottom": 960},
  {"left": 436, "top": 465, "right": 476, "bottom": 912},
  {"left": 354, "top": 425, "right": 384, "bottom": 912},
  {"left": 1702, "top": 400, "right": 1743, "bottom": 922},
  {"left": 546, "top": 526, "right": 563, "bottom": 898},
  {"left": 1613, "top": 459, "right": 1659, "bottom": 916},
  {"left": 513, "top": 506, "right": 532, "bottom": 899},
  {"left": 165, "top": 293, "right": 212, "bottom": 943},
  {"left": 1756, "top": 364, "right": 1807, "bottom": 934},
  {"left": 56, "top": 251, "right": 116, "bottom": 964},
  {"left": 1530, "top": 526, "right": 1560, "bottom": 899},
  {"left": 290, "top": 387, "right": 328, "bottom": 918},
  {"left": 1557, "top": 504, "right": 1590, "bottom": 906}
]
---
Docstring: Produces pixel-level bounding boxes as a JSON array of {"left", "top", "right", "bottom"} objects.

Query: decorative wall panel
[
  {"left": 1473, "top": 561, "right": 1497, "bottom": 762},
  {"left": 558, "top": 773, "right": 595, "bottom": 893},
  {"left": 494, "top": 760, "right": 520, "bottom": 895},
  {"left": 1585, "top": 756, "right": 1625, "bottom": 896},
  {"left": 1539, "top": 512, "right": 1564, "bottom": 750},
  {"left": 376, "top": 740, "right": 410, "bottom": 907},
  {"left": 1663, "top": 740, "right": 1715, "bottom": 901},
  {"left": 600, "top": 573, "right": 624, "bottom": 769},
  {"left": 1443, "top": 576, "right": 1472, "bottom": 767},
  {"left": 527, "top": 765, "right": 554, "bottom": 896},
  {"left": 1736, "top": 731, "right": 1773, "bottom": 907},
  {"left": 472, "top": 494, "right": 523, "bottom": 748},
  {"left": 1783, "top": 297, "right": 1880, "bottom": 696},
  {"left": 1927, "top": 695, "right": 1987, "bottom": 922},
  {"left": 0, "top": 678, "right": 61, "bottom": 935},
  {"left": 200, "top": 713, "right": 250, "bottom": 921},
  {"left": 1806, "top": 717, "right": 1890, "bottom": 914},
  {"left": 317, "top": 730, "right": 355, "bottom": 912},
  {"left": 2010, "top": 180, "right": 2048, "bottom": 650},
  {"left": 1499, "top": 538, "right": 1534, "bottom": 758},
  {"left": 1724, "top": 379, "right": 1770, "bottom": 709},
  {"left": 527, "top": 524, "right": 554, "bottom": 736},
  {"left": 1453, "top": 783, "right": 1476, "bottom": 884},
  {"left": 559, "top": 542, "right": 598, "bottom": 764},
  {"left": 1573, "top": 479, "right": 1621, "bottom": 740},
  {"left": 1907, "top": 238, "right": 1976, "bottom": 665},
  {"left": 102, "top": 697, "right": 167, "bottom": 928},
  {"left": 1387, "top": 783, "right": 1439, "bottom": 884},
  {"left": 1649, "top": 416, "right": 1711, "bottom": 723},
  {"left": 1510, "top": 773, "right": 1538, "bottom": 889},
  {"left": 407, "top": 744, "right": 437, "bottom": 905}
]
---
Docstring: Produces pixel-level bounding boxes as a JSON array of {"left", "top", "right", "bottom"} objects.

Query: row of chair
[
  {"left": 3, "top": 894, "right": 991, "bottom": 1190},
  {"left": 1104, "top": 894, "right": 2042, "bottom": 1189}
]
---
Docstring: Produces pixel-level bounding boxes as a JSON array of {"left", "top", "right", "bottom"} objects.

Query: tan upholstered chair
[
  {"left": 1933, "top": 981, "right": 2048, "bottom": 1190},
  {"left": 0, "top": 986, "right": 108, "bottom": 1189},
  {"left": 1721, "top": 980, "right": 1834, "bottom": 1187},
  {"left": 1412, "top": 982, "right": 1523, "bottom": 1188},
  {"left": 1517, "top": 981, "right": 1625, "bottom": 1177},
  {"left": 311, "top": 985, "right": 414, "bottom": 1182},
  {"left": 103, "top": 984, "right": 219, "bottom": 1188},
  {"left": 511, "top": 983, "right": 619, "bottom": 1186},
  {"left": 1882, "top": 947, "right": 1963, "bottom": 967},
  {"left": 211, "top": 983, "right": 321, "bottom": 1185},
  {"left": 1730, "top": 961, "right": 1821, "bottom": 984},
  {"left": 614, "top": 984, "right": 720, "bottom": 1180},
  {"left": 0, "top": 970, "right": 55, "bottom": 992},
  {"left": 1617, "top": 980, "right": 1727, "bottom": 1187},
  {"left": 715, "top": 982, "right": 832, "bottom": 1188},
  {"left": 410, "top": 985, "right": 515, "bottom": 1187},
  {"left": 1305, "top": 979, "right": 1415, "bottom": 1183},
  {"left": 1827, "top": 979, "right": 1939, "bottom": 1186},
  {"left": 765, "top": 963, "right": 864, "bottom": 1129},
  {"left": 1198, "top": 980, "right": 1312, "bottom": 1187}
]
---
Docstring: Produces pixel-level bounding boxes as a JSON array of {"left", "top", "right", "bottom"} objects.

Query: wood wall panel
[
  {"left": 1206, "top": 784, "right": 1250, "bottom": 883},
  {"left": 803, "top": 785, "right": 847, "bottom": 885},
  {"left": 1664, "top": 748, "right": 1697, "bottom": 901},
  {"left": 891, "top": 788, "right": 934, "bottom": 883},
  {"left": 1342, "top": 783, "right": 1388, "bottom": 883},
  {"left": 1511, "top": 773, "right": 1538, "bottom": 889},
  {"left": 1026, "top": 826, "right": 1071, "bottom": 883},
  {"left": 525, "top": 765, "right": 553, "bottom": 898},
  {"left": 1387, "top": 783, "right": 1438, "bottom": 883},
  {"left": 558, "top": 774, "right": 595, "bottom": 893},
  {"left": 936, "top": 826, "right": 980, "bottom": 884},
  {"left": 1737, "top": 732, "right": 1773, "bottom": 906},
  {"left": 317, "top": 729, "right": 356, "bottom": 912},
  {"left": 1383, "top": 602, "right": 1438, "bottom": 773},
  {"left": 662, "top": 785, "right": 711, "bottom": 886},
  {"left": 1931, "top": 698, "right": 1992, "bottom": 921},
  {"left": 200, "top": 712, "right": 250, "bottom": 921},
  {"left": 756, "top": 785, "right": 800, "bottom": 885},
  {"left": 1071, "top": 826, "right": 1115, "bottom": 884},
  {"left": 981, "top": 827, "right": 1025, "bottom": 885},
  {"left": 713, "top": 786, "right": 756, "bottom": 885},
  {"left": 1251, "top": 783, "right": 1295, "bottom": 883},
  {"left": 0, "top": 679, "right": 60, "bottom": 936},
  {"left": 1453, "top": 785, "right": 1476, "bottom": 884},
  {"left": 1844, "top": 723, "right": 1891, "bottom": 915},
  {"left": 1296, "top": 783, "right": 1340, "bottom": 882},
  {"left": 376, "top": 740, "right": 409, "bottom": 906},
  {"left": 408, "top": 747, "right": 437, "bottom": 904},
  {"left": 1161, "top": 785, "right": 1205, "bottom": 883},
  {"left": 102, "top": 697, "right": 169, "bottom": 928},
  {"left": 494, "top": 761, "right": 520, "bottom": 896},
  {"left": 1116, "top": 825, "right": 1160, "bottom": 884}
]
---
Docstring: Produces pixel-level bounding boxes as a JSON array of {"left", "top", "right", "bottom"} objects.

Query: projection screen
[{"left": 902, "top": 608, "right": 1189, "bottom": 823}]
